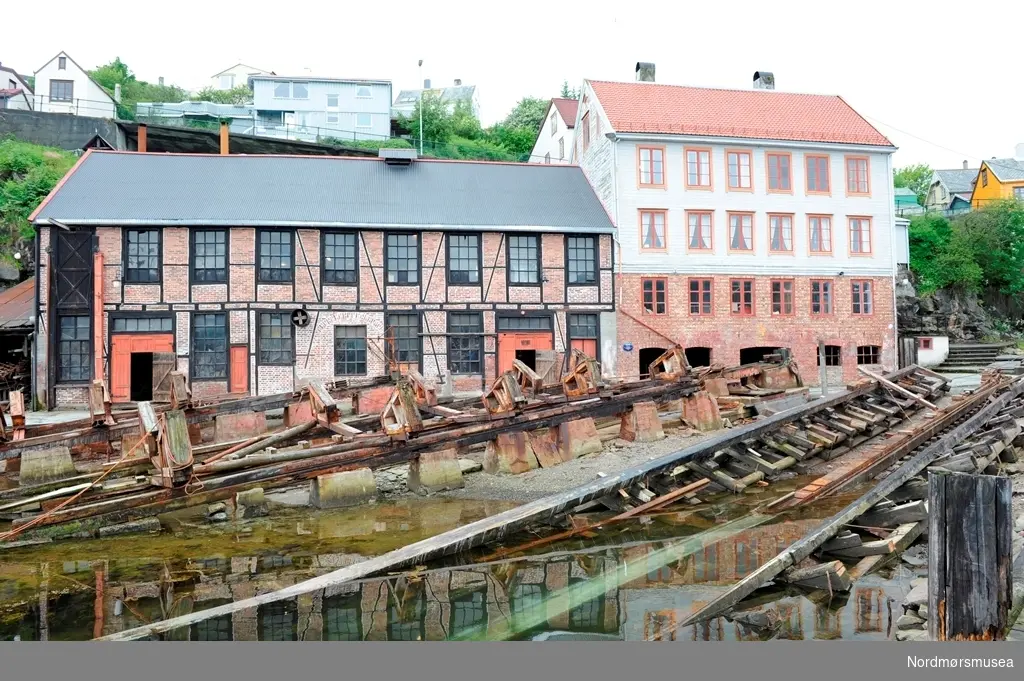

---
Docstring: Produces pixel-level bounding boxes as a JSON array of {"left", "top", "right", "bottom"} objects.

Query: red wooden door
[
  {"left": 110, "top": 334, "right": 174, "bottom": 402},
  {"left": 229, "top": 345, "right": 249, "bottom": 394},
  {"left": 497, "top": 333, "right": 554, "bottom": 374},
  {"left": 570, "top": 338, "right": 598, "bottom": 358}
]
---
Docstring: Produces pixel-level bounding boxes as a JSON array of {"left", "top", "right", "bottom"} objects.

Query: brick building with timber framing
[{"left": 30, "top": 148, "right": 616, "bottom": 409}]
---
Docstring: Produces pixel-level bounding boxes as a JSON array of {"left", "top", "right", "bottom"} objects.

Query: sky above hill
[{"left": 7, "top": 0, "right": 1023, "bottom": 170}]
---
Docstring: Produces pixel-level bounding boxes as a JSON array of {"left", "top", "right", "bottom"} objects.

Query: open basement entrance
[
  {"left": 739, "top": 346, "right": 785, "bottom": 365},
  {"left": 130, "top": 353, "right": 153, "bottom": 402}
]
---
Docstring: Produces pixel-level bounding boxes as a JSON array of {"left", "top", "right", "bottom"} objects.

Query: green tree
[
  {"left": 450, "top": 99, "right": 483, "bottom": 140},
  {"left": 893, "top": 163, "right": 933, "bottom": 205},
  {"left": 89, "top": 58, "right": 188, "bottom": 119},
  {"left": 191, "top": 86, "right": 255, "bottom": 106},
  {"left": 400, "top": 91, "right": 455, "bottom": 147},
  {"left": 501, "top": 97, "right": 548, "bottom": 133},
  {"left": 957, "top": 200, "right": 1024, "bottom": 293},
  {"left": 559, "top": 80, "right": 579, "bottom": 99},
  {"left": 90, "top": 57, "right": 134, "bottom": 90}
]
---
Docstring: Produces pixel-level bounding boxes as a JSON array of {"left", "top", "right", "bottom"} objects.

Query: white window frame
[
  {"left": 274, "top": 82, "right": 291, "bottom": 98},
  {"left": 356, "top": 113, "right": 372, "bottom": 128},
  {"left": 292, "top": 82, "right": 309, "bottom": 99},
  {"left": 326, "top": 94, "right": 339, "bottom": 108},
  {"left": 220, "top": 74, "right": 235, "bottom": 89},
  {"left": 356, "top": 86, "right": 372, "bottom": 98}
]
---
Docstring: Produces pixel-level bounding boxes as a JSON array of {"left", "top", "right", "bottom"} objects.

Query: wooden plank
[
  {"left": 846, "top": 521, "right": 925, "bottom": 580},
  {"left": 855, "top": 500, "right": 927, "bottom": 528},
  {"left": 859, "top": 367, "right": 938, "bottom": 410},
  {"left": 781, "top": 560, "right": 851, "bottom": 591},
  {"left": 825, "top": 537, "right": 896, "bottom": 557},
  {"left": 820, "top": 531, "right": 861, "bottom": 552}
]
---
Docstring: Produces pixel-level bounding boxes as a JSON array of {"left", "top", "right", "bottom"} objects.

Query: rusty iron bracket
[
  {"left": 482, "top": 372, "right": 527, "bottom": 415},
  {"left": 648, "top": 345, "right": 691, "bottom": 381},
  {"left": 510, "top": 359, "right": 543, "bottom": 397},
  {"left": 562, "top": 349, "right": 604, "bottom": 398},
  {"left": 381, "top": 380, "right": 423, "bottom": 440}
]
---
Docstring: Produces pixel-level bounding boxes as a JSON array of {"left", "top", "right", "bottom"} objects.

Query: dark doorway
[
  {"left": 515, "top": 349, "right": 537, "bottom": 371},
  {"left": 685, "top": 346, "right": 712, "bottom": 368},
  {"left": 739, "top": 346, "right": 783, "bottom": 365},
  {"left": 130, "top": 352, "right": 153, "bottom": 401},
  {"left": 639, "top": 347, "right": 667, "bottom": 378}
]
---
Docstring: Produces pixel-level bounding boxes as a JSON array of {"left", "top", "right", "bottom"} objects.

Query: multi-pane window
[
  {"left": 192, "top": 313, "right": 227, "bottom": 379},
  {"left": 497, "top": 316, "right": 552, "bottom": 331},
  {"left": 642, "top": 278, "right": 667, "bottom": 314},
  {"left": 112, "top": 317, "right": 172, "bottom": 332},
  {"left": 388, "top": 592, "right": 425, "bottom": 641},
  {"left": 727, "top": 151, "right": 752, "bottom": 189},
  {"left": 323, "top": 232, "right": 357, "bottom": 284},
  {"left": 558, "top": 138, "right": 565, "bottom": 160},
  {"left": 730, "top": 279, "right": 754, "bottom": 315},
  {"left": 809, "top": 216, "right": 833, "bottom": 253},
  {"left": 687, "top": 212, "right": 712, "bottom": 250},
  {"left": 770, "top": 280, "right": 794, "bottom": 315},
  {"left": 640, "top": 210, "right": 666, "bottom": 250},
  {"left": 259, "top": 600, "right": 297, "bottom": 641},
  {"left": 567, "top": 236, "right": 597, "bottom": 284},
  {"left": 386, "top": 234, "right": 419, "bottom": 284},
  {"left": 550, "top": 111, "right": 558, "bottom": 135},
  {"left": 818, "top": 345, "right": 842, "bottom": 367},
  {"left": 387, "top": 313, "right": 420, "bottom": 365},
  {"left": 511, "top": 584, "right": 545, "bottom": 631},
  {"left": 689, "top": 278, "right": 712, "bottom": 315},
  {"left": 125, "top": 229, "right": 160, "bottom": 283},
  {"left": 58, "top": 315, "right": 90, "bottom": 381},
  {"left": 258, "top": 230, "right": 293, "bottom": 282},
  {"left": 728, "top": 213, "right": 753, "bottom": 251},
  {"left": 846, "top": 156, "right": 870, "bottom": 194},
  {"left": 333, "top": 326, "right": 367, "bottom": 376},
  {"left": 192, "top": 230, "right": 227, "bottom": 283},
  {"left": 324, "top": 594, "right": 362, "bottom": 641},
  {"left": 448, "top": 234, "right": 480, "bottom": 284},
  {"left": 1015, "top": 187, "right": 1024, "bottom": 200},
  {"left": 850, "top": 218, "right": 872, "bottom": 254},
  {"left": 638, "top": 146, "right": 665, "bottom": 186},
  {"left": 686, "top": 148, "right": 711, "bottom": 188},
  {"left": 769, "top": 215, "right": 793, "bottom": 252},
  {"left": 568, "top": 314, "right": 599, "bottom": 355},
  {"left": 982, "top": 169, "right": 989, "bottom": 187},
  {"left": 508, "top": 235, "right": 539, "bottom": 284},
  {"left": 806, "top": 155, "right": 830, "bottom": 193},
  {"left": 857, "top": 345, "right": 881, "bottom": 365},
  {"left": 450, "top": 589, "right": 487, "bottom": 639},
  {"left": 448, "top": 312, "right": 483, "bottom": 374},
  {"left": 766, "top": 153, "right": 792, "bottom": 192},
  {"left": 49, "top": 79, "right": 73, "bottom": 102},
  {"left": 192, "top": 614, "right": 232, "bottom": 641},
  {"left": 326, "top": 94, "right": 339, "bottom": 107},
  {"left": 258, "top": 313, "right": 293, "bottom": 364},
  {"left": 810, "top": 280, "right": 833, "bottom": 314},
  {"left": 852, "top": 280, "right": 873, "bottom": 315}
]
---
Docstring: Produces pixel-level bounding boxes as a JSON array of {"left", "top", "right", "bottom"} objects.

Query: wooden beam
[{"left": 858, "top": 367, "right": 938, "bottom": 410}]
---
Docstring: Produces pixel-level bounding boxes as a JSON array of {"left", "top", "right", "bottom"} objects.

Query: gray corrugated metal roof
[
  {"left": 984, "top": 158, "right": 1024, "bottom": 182},
  {"left": 934, "top": 168, "right": 978, "bottom": 194},
  {"left": 32, "top": 151, "right": 614, "bottom": 233}
]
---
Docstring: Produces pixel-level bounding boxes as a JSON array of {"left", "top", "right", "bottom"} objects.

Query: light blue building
[{"left": 250, "top": 75, "right": 392, "bottom": 143}]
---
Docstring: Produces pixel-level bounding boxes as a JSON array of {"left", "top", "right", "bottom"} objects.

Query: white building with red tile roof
[
  {"left": 572, "top": 65, "right": 898, "bottom": 385},
  {"left": 529, "top": 97, "right": 579, "bottom": 165}
]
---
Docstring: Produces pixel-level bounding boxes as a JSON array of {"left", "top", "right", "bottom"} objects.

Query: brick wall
[{"left": 615, "top": 274, "right": 895, "bottom": 385}]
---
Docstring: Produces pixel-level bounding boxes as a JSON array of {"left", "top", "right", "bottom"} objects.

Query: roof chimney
[
  {"left": 963, "top": 160, "right": 968, "bottom": 170},
  {"left": 158, "top": 76, "right": 164, "bottom": 86},
  {"left": 137, "top": 123, "right": 147, "bottom": 153},
  {"left": 454, "top": 78, "right": 462, "bottom": 86},
  {"left": 753, "top": 71, "right": 775, "bottom": 90},
  {"left": 635, "top": 62, "right": 655, "bottom": 82},
  {"left": 220, "top": 121, "right": 229, "bottom": 155},
  {"left": 379, "top": 148, "right": 417, "bottom": 166},
  {"left": 423, "top": 78, "right": 431, "bottom": 89}
]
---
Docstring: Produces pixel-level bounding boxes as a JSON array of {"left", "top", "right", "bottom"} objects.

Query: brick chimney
[
  {"left": 635, "top": 62, "right": 655, "bottom": 82},
  {"left": 220, "top": 121, "right": 229, "bottom": 155}
]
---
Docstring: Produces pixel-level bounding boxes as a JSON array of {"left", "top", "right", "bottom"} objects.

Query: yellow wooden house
[{"left": 971, "top": 156, "right": 1024, "bottom": 208}]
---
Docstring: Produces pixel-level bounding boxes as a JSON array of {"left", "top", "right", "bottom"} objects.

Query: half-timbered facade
[{"left": 31, "top": 150, "right": 616, "bottom": 408}]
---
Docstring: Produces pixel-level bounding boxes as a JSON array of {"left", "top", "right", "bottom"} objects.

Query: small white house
[
  {"left": 0, "top": 62, "right": 33, "bottom": 110},
  {"left": 34, "top": 51, "right": 116, "bottom": 118},
  {"left": 915, "top": 336, "right": 949, "bottom": 368},
  {"left": 529, "top": 98, "right": 578, "bottom": 164},
  {"left": 210, "top": 63, "right": 271, "bottom": 91}
]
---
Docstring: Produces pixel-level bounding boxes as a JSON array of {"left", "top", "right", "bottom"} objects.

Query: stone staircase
[{"left": 935, "top": 343, "right": 1008, "bottom": 373}]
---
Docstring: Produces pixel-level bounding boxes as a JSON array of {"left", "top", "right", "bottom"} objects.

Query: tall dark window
[
  {"left": 448, "top": 312, "right": 482, "bottom": 374},
  {"left": 447, "top": 234, "right": 481, "bottom": 284},
  {"left": 258, "top": 600, "right": 297, "bottom": 641},
  {"left": 568, "top": 313, "right": 599, "bottom": 357},
  {"left": 689, "top": 278, "right": 713, "bottom": 315},
  {"left": 856, "top": 345, "right": 880, "bottom": 365},
  {"left": 450, "top": 587, "right": 487, "bottom": 639},
  {"left": 642, "top": 278, "right": 667, "bottom": 314},
  {"left": 567, "top": 236, "right": 597, "bottom": 284},
  {"left": 323, "top": 232, "right": 358, "bottom": 284},
  {"left": 387, "top": 313, "right": 420, "bottom": 365},
  {"left": 334, "top": 326, "right": 367, "bottom": 375},
  {"left": 192, "top": 229, "right": 227, "bottom": 283},
  {"left": 125, "top": 229, "right": 160, "bottom": 283},
  {"left": 386, "top": 233, "right": 419, "bottom": 284},
  {"left": 258, "top": 230, "right": 293, "bottom": 282},
  {"left": 818, "top": 345, "right": 842, "bottom": 366},
  {"left": 507, "top": 235, "right": 540, "bottom": 285},
  {"left": 324, "top": 593, "right": 362, "bottom": 641},
  {"left": 57, "top": 315, "right": 90, "bottom": 382},
  {"left": 258, "top": 313, "right": 293, "bottom": 364},
  {"left": 192, "top": 313, "right": 227, "bottom": 379},
  {"left": 388, "top": 590, "right": 425, "bottom": 641}
]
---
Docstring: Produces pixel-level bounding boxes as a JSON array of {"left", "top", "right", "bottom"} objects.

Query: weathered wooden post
[
  {"left": 818, "top": 341, "right": 828, "bottom": 397},
  {"left": 928, "top": 470, "right": 1013, "bottom": 640}
]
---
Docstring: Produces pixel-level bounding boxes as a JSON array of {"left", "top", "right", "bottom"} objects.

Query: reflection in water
[{"left": 0, "top": 497, "right": 918, "bottom": 642}]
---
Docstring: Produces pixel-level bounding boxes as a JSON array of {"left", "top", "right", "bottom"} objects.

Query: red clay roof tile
[{"left": 551, "top": 98, "right": 579, "bottom": 129}]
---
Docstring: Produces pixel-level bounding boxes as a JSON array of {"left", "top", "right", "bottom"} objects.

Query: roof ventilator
[{"left": 380, "top": 148, "right": 417, "bottom": 166}]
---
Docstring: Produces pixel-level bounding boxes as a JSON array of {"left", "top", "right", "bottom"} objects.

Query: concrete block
[
  {"left": 529, "top": 429, "right": 571, "bottom": 468},
  {"left": 214, "top": 411, "right": 266, "bottom": 442},
  {"left": 704, "top": 378, "right": 731, "bottom": 397},
  {"left": 98, "top": 517, "right": 162, "bottom": 538},
  {"left": 557, "top": 418, "right": 603, "bottom": 459},
  {"left": 407, "top": 448, "right": 464, "bottom": 494},
  {"left": 681, "top": 391, "right": 723, "bottom": 432},
  {"left": 483, "top": 433, "right": 539, "bottom": 474},
  {"left": 19, "top": 446, "right": 77, "bottom": 487},
  {"left": 310, "top": 468, "right": 377, "bottom": 509},
  {"left": 619, "top": 401, "right": 665, "bottom": 442},
  {"left": 284, "top": 400, "right": 314, "bottom": 427},
  {"left": 235, "top": 487, "right": 269, "bottom": 518}
]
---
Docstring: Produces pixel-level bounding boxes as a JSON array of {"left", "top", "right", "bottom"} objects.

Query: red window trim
[
  {"left": 845, "top": 155, "right": 871, "bottom": 196},
  {"left": 807, "top": 214, "right": 833, "bottom": 255},
  {"left": 767, "top": 213, "right": 795, "bottom": 254},
  {"left": 726, "top": 150, "right": 754, "bottom": 192},
  {"left": 809, "top": 279, "right": 835, "bottom": 315},
  {"left": 726, "top": 211, "right": 755, "bottom": 253},
  {"left": 805, "top": 154, "right": 831, "bottom": 195},
  {"left": 685, "top": 210, "right": 714, "bottom": 252},
  {"left": 770, "top": 279, "right": 795, "bottom": 316},
  {"left": 730, "top": 278, "right": 755, "bottom": 316},
  {"left": 851, "top": 279, "right": 874, "bottom": 316},
  {"left": 638, "top": 209, "right": 668, "bottom": 252},
  {"left": 849, "top": 216, "right": 873, "bottom": 256},
  {"left": 919, "top": 337, "right": 933, "bottom": 350},
  {"left": 765, "top": 151, "right": 793, "bottom": 194},
  {"left": 684, "top": 147, "right": 713, "bottom": 190},
  {"left": 641, "top": 277, "right": 668, "bottom": 315},
  {"left": 688, "top": 277, "right": 714, "bottom": 316},
  {"left": 637, "top": 145, "right": 667, "bottom": 188}
]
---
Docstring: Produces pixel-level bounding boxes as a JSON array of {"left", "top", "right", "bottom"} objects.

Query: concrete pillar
[
  {"left": 483, "top": 432, "right": 539, "bottom": 474},
  {"left": 310, "top": 468, "right": 377, "bottom": 509},
  {"left": 407, "top": 448, "right": 464, "bottom": 494},
  {"left": 235, "top": 487, "right": 269, "bottom": 518},
  {"left": 681, "top": 391, "right": 724, "bottom": 431},
  {"left": 214, "top": 411, "right": 266, "bottom": 442},
  {"left": 619, "top": 401, "right": 665, "bottom": 442},
  {"left": 19, "top": 446, "right": 76, "bottom": 486},
  {"left": 557, "top": 417, "right": 603, "bottom": 459}
]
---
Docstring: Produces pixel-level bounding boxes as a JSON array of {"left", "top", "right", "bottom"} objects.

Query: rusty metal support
[
  {"left": 648, "top": 345, "right": 690, "bottom": 381},
  {"left": 407, "top": 370, "right": 438, "bottom": 407},
  {"left": 562, "top": 349, "right": 603, "bottom": 398},
  {"left": 380, "top": 380, "right": 423, "bottom": 439},
  {"left": 510, "top": 359, "right": 543, "bottom": 396},
  {"left": 482, "top": 372, "right": 527, "bottom": 414}
]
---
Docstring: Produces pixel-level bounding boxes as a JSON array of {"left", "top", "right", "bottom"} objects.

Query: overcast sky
[{"left": 6, "top": 0, "right": 1022, "bottom": 169}]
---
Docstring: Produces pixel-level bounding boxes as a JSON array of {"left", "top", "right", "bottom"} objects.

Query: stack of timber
[{"left": 694, "top": 355, "right": 806, "bottom": 422}]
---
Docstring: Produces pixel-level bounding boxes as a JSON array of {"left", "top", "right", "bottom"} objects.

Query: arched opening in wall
[
  {"left": 638, "top": 347, "right": 667, "bottom": 379},
  {"left": 685, "top": 346, "right": 712, "bottom": 368},
  {"left": 739, "top": 346, "right": 786, "bottom": 365}
]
